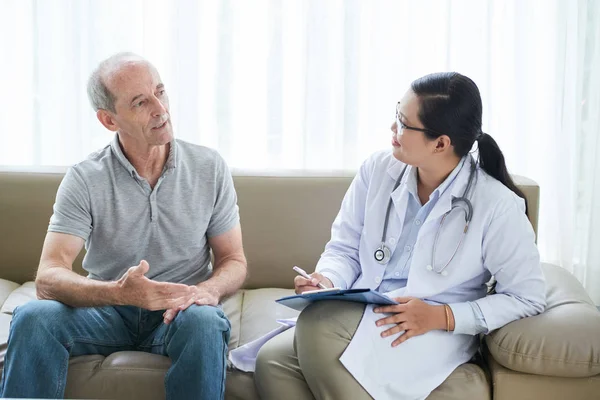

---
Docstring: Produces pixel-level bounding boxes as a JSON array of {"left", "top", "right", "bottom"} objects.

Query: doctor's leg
[
  {"left": 255, "top": 327, "right": 315, "bottom": 400},
  {"left": 295, "top": 301, "right": 373, "bottom": 400}
]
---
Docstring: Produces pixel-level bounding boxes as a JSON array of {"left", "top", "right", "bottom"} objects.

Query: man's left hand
[
  {"left": 162, "top": 284, "right": 220, "bottom": 324},
  {"left": 373, "top": 297, "right": 447, "bottom": 347}
]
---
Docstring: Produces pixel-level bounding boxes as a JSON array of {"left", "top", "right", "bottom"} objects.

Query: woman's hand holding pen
[
  {"left": 373, "top": 297, "right": 455, "bottom": 347},
  {"left": 294, "top": 272, "right": 334, "bottom": 294}
]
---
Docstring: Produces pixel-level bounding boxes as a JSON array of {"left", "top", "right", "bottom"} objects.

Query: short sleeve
[
  {"left": 48, "top": 166, "right": 93, "bottom": 241},
  {"left": 206, "top": 152, "right": 240, "bottom": 237}
]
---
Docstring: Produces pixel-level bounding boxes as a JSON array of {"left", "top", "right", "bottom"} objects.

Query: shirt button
[
  {"left": 394, "top": 272, "right": 400, "bottom": 277},
  {"left": 405, "top": 245, "right": 412, "bottom": 252},
  {"left": 415, "top": 219, "right": 422, "bottom": 226},
  {"left": 426, "top": 265, "right": 433, "bottom": 271},
  {"left": 375, "top": 276, "right": 382, "bottom": 284},
  {"left": 389, "top": 237, "right": 396, "bottom": 245}
]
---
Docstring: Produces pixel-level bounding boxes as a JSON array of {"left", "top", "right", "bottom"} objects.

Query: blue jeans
[{"left": 0, "top": 300, "right": 231, "bottom": 399}]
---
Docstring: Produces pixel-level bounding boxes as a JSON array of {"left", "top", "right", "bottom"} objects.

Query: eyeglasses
[{"left": 395, "top": 102, "right": 444, "bottom": 136}]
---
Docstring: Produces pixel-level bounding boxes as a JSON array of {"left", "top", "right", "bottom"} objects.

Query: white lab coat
[{"left": 316, "top": 150, "right": 546, "bottom": 400}]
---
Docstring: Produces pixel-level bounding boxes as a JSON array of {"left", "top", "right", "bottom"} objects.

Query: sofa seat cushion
[
  {"left": 486, "top": 263, "right": 600, "bottom": 378},
  {"left": 237, "top": 288, "right": 299, "bottom": 344},
  {"left": 0, "top": 281, "right": 36, "bottom": 314},
  {"left": 0, "top": 279, "right": 21, "bottom": 310},
  {"left": 66, "top": 353, "right": 170, "bottom": 400},
  {"left": 0, "top": 312, "right": 12, "bottom": 367}
]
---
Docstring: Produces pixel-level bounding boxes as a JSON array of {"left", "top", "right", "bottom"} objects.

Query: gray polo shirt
[{"left": 48, "top": 134, "right": 239, "bottom": 285}]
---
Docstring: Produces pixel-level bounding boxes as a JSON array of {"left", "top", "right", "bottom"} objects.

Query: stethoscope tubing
[{"left": 374, "top": 156, "right": 477, "bottom": 275}]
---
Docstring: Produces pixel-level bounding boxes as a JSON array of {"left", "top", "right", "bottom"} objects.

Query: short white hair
[{"left": 86, "top": 52, "right": 147, "bottom": 112}]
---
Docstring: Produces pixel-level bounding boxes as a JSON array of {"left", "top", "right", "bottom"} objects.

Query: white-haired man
[{"left": 0, "top": 53, "right": 247, "bottom": 400}]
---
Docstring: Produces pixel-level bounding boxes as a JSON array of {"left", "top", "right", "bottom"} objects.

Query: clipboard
[{"left": 275, "top": 288, "right": 398, "bottom": 311}]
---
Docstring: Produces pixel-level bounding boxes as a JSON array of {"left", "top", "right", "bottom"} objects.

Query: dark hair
[{"left": 410, "top": 72, "right": 527, "bottom": 215}]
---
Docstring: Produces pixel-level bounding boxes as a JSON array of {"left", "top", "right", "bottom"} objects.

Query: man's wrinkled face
[{"left": 105, "top": 62, "right": 173, "bottom": 146}]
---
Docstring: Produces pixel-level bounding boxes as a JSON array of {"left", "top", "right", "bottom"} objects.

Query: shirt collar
[
  {"left": 432, "top": 156, "right": 467, "bottom": 200},
  {"left": 110, "top": 133, "right": 178, "bottom": 178},
  {"left": 164, "top": 138, "right": 178, "bottom": 170}
]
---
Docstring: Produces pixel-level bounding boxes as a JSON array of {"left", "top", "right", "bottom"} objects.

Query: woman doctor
[{"left": 255, "top": 72, "right": 546, "bottom": 400}]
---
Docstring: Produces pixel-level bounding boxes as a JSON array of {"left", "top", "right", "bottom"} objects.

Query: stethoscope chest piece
[{"left": 374, "top": 244, "right": 392, "bottom": 264}]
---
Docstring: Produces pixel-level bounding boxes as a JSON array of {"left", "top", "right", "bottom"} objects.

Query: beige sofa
[{"left": 1, "top": 171, "right": 599, "bottom": 400}]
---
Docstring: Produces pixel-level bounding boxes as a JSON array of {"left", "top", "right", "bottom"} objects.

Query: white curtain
[
  {"left": 1, "top": 0, "right": 599, "bottom": 302},
  {"left": 571, "top": 1, "right": 600, "bottom": 304}
]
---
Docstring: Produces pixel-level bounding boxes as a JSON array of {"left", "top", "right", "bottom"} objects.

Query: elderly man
[{"left": 0, "top": 53, "right": 247, "bottom": 400}]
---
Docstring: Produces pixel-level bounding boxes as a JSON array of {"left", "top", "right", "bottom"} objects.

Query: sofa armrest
[{"left": 485, "top": 263, "right": 600, "bottom": 378}]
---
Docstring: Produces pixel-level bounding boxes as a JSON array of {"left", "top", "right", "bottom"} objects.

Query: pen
[{"left": 293, "top": 266, "right": 327, "bottom": 289}]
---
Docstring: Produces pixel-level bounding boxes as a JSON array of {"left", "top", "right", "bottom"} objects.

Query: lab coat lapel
[{"left": 387, "top": 161, "right": 411, "bottom": 230}]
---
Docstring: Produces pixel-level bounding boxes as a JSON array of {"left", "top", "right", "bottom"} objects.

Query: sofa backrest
[{"left": 0, "top": 171, "right": 539, "bottom": 289}]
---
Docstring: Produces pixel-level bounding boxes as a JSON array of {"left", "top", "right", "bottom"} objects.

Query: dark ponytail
[
  {"left": 410, "top": 72, "right": 528, "bottom": 215},
  {"left": 476, "top": 132, "right": 528, "bottom": 215}
]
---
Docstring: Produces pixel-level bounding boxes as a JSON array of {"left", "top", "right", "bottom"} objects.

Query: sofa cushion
[
  {"left": 1, "top": 281, "right": 36, "bottom": 314},
  {"left": 485, "top": 350, "right": 600, "bottom": 400},
  {"left": 64, "top": 352, "right": 260, "bottom": 400},
  {"left": 66, "top": 353, "right": 170, "bottom": 400},
  {"left": 0, "top": 313, "right": 12, "bottom": 368},
  {"left": 0, "top": 279, "right": 21, "bottom": 309},
  {"left": 223, "top": 291, "right": 244, "bottom": 349},
  {"left": 486, "top": 263, "right": 600, "bottom": 377},
  {"left": 238, "top": 288, "right": 299, "bottom": 345}
]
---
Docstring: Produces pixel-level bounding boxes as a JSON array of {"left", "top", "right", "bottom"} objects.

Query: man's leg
[
  {"left": 139, "top": 305, "right": 231, "bottom": 400},
  {"left": 0, "top": 300, "right": 136, "bottom": 399}
]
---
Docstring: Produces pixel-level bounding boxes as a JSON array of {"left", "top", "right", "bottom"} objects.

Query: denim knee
[
  {"left": 171, "top": 305, "right": 231, "bottom": 339},
  {"left": 11, "top": 300, "right": 71, "bottom": 337}
]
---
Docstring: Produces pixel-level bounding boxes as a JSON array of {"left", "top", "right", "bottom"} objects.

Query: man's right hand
[
  {"left": 117, "top": 260, "right": 193, "bottom": 310},
  {"left": 294, "top": 272, "right": 334, "bottom": 294}
]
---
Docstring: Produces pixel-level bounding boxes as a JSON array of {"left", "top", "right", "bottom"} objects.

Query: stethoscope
[{"left": 373, "top": 156, "right": 477, "bottom": 276}]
